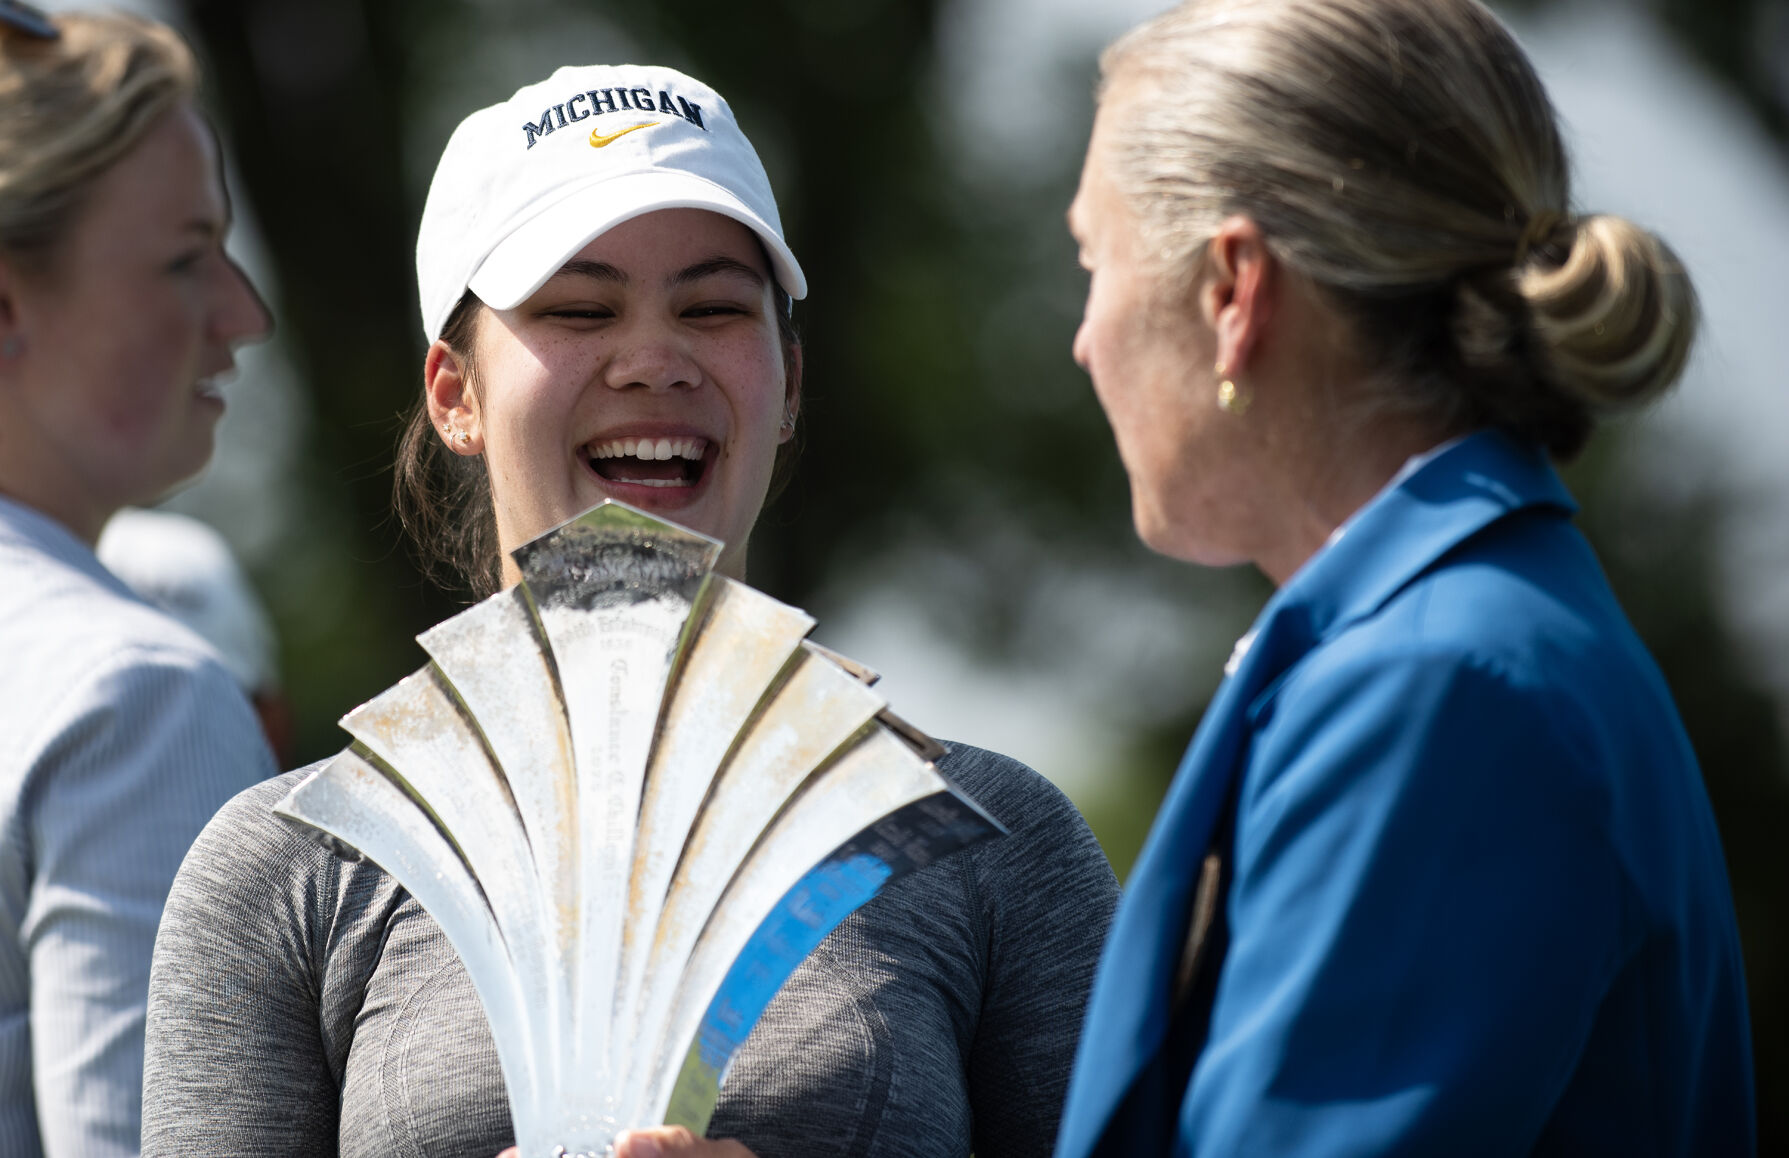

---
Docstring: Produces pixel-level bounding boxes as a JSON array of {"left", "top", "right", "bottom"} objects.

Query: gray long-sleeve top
[
  {"left": 0, "top": 496, "right": 276, "bottom": 1157},
  {"left": 142, "top": 742, "right": 1119, "bottom": 1156}
]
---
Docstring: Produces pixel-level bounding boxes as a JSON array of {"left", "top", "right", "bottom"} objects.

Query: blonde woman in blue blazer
[{"left": 1049, "top": 0, "right": 1755, "bottom": 1155}]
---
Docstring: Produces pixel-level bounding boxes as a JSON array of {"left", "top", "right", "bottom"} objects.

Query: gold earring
[
  {"left": 1215, "top": 362, "right": 1251, "bottom": 415},
  {"left": 1217, "top": 380, "right": 1251, "bottom": 414}
]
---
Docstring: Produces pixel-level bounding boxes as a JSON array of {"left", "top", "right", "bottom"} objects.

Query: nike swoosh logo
[{"left": 589, "top": 121, "right": 659, "bottom": 148}]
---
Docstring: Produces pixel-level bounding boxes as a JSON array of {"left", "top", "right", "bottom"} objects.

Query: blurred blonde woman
[
  {"left": 0, "top": 6, "right": 272, "bottom": 1154},
  {"left": 1047, "top": 0, "right": 1754, "bottom": 1154}
]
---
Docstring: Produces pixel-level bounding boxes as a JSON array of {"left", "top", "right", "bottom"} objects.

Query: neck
[
  {"left": 1218, "top": 275, "right": 1458, "bottom": 586},
  {"left": 0, "top": 391, "right": 120, "bottom": 546},
  {"left": 1253, "top": 413, "right": 1453, "bottom": 586},
  {"left": 0, "top": 475, "right": 112, "bottom": 547}
]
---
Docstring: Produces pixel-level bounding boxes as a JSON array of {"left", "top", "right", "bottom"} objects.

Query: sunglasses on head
[{"left": 0, "top": 1, "right": 57, "bottom": 41}]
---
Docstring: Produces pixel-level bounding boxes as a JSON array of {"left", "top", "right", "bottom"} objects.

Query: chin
[
  {"left": 1133, "top": 502, "right": 1247, "bottom": 569},
  {"left": 137, "top": 447, "right": 216, "bottom": 505}
]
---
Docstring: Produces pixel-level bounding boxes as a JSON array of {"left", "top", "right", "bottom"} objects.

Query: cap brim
[{"left": 468, "top": 169, "right": 807, "bottom": 312}]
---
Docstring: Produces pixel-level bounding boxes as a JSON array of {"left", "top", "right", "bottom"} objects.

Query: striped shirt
[{"left": 0, "top": 496, "right": 275, "bottom": 1157}]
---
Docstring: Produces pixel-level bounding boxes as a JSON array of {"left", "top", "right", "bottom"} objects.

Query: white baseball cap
[{"left": 416, "top": 63, "right": 806, "bottom": 342}]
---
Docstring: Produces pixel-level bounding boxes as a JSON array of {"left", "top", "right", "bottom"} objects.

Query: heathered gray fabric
[
  {"left": 0, "top": 496, "right": 277, "bottom": 1158},
  {"left": 142, "top": 742, "right": 1118, "bottom": 1157}
]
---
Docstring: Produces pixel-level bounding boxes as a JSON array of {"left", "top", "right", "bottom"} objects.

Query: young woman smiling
[
  {"left": 140, "top": 64, "right": 1119, "bottom": 1158},
  {"left": 418, "top": 206, "right": 795, "bottom": 591}
]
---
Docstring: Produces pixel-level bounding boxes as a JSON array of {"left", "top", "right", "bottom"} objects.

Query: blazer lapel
[{"left": 1055, "top": 593, "right": 1319, "bottom": 1158}]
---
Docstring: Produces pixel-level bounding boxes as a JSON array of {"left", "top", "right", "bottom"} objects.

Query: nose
[
  {"left": 602, "top": 315, "right": 698, "bottom": 392},
  {"left": 213, "top": 254, "right": 272, "bottom": 348}
]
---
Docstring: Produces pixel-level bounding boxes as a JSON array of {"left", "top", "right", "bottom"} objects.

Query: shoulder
[
  {"left": 156, "top": 764, "right": 424, "bottom": 1024},
  {"left": 13, "top": 635, "right": 271, "bottom": 817},
  {"left": 198, "top": 767, "right": 324, "bottom": 849},
  {"left": 929, "top": 740, "right": 1119, "bottom": 925},
  {"left": 3, "top": 542, "right": 256, "bottom": 765},
  {"left": 1344, "top": 506, "right": 1633, "bottom": 689},
  {"left": 162, "top": 764, "right": 422, "bottom": 1013},
  {"left": 165, "top": 767, "right": 359, "bottom": 957},
  {"left": 63, "top": 630, "right": 251, "bottom": 723},
  {"left": 1270, "top": 510, "right": 1654, "bottom": 754},
  {"left": 1257, "top": 639, "right": 1567, "bottom": 771},
  {"left": 0, "top": 528, "right": 224, "bottom": 669},
  {"left": 1246, "top": 568, "right": 1658, "bottom": 857},
  {"left": 3, "top": 620, "right": 272, "bottom": 855},
  {"left": 1252, "top": 617, "right": 1601, "bottom": 821},
  {"left": 935, "top": 741, "right": 1098, "bottom": 842}
]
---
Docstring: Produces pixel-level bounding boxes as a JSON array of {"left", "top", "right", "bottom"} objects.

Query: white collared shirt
[{"left": 0, "top": 496, "right": 274, "bottom": 1157}]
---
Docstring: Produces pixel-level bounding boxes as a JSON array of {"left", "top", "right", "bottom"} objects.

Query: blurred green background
[{"left": 62, "top": 0, "right": 1789, "bottom": 1147}]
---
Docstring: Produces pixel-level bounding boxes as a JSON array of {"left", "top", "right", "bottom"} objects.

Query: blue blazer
[{"left": 1056, "top": 432, "right": 1754, "bottom": 1157}]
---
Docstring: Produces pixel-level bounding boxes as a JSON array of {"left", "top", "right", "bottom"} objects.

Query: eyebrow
[
  {"left": 552, "top": 259, "right": 626, "bottom": 284},
  {"left": 671, "top": 256, "right": 765, "bottom": 289},
  {"left": 546, "top": 255, "right": 767, "bottom": 289}
]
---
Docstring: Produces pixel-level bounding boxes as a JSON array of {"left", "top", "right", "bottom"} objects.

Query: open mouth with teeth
[{"left": 586, "top": 436, "right": 710, "bottom": 489}]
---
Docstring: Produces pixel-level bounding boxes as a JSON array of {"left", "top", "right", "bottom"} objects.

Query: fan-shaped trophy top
[{"left": 275, "top": 500, "right": 1003, "bottom": 1157}]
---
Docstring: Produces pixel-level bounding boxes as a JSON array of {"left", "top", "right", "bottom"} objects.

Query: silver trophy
[{"left": 273, "top": 501, "right": 1002, "bottom": 1157}]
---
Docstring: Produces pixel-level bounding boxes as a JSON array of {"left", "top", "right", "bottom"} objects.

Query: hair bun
[{"left": 1517, "top": 213, "right": 1697, "bottom": 413}]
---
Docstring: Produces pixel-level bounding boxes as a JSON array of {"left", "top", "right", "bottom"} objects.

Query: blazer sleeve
[
  {"left": 1181, "top": 645, "right": 1633, "bottom": 1156},
  {"left": 22, "top": 647, "right": 274, "bottom": 1157}
]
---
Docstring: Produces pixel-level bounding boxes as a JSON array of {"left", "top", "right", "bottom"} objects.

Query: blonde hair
[
  {"left": 0, "top": 11, "right": 197, "bottom": 275},
  {"left": 1098, "top": 0, "right": 1696, "bottom": 459}
]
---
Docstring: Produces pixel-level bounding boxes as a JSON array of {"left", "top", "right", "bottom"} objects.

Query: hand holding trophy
[{"left": 498, "top": 1126, "right": 756, "bottom": 1158}]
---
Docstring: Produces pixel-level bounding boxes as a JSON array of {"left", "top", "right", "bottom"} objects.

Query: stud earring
[
  {"left": 780, "top": 409, "right": 796, "bottom": 433},
  {"left": 1214, "top": 361, "right": 1251, "bottom": 416},
  {"left": 455, "top": 429, "right": 472, "bottom": 447}
]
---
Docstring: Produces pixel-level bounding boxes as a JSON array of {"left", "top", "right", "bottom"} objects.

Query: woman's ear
[
  {"left": 423, "top": 339, "right": 482, "bottom": 455},
  {"left": 780, "top": 343, "right": 803, "bottom": 444},
  {"left": 0, "top": 259, "right": 27, "bottom": 372},
  {"left": 1199, "top": 215, "right": 1277, "bottom": 377}
]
